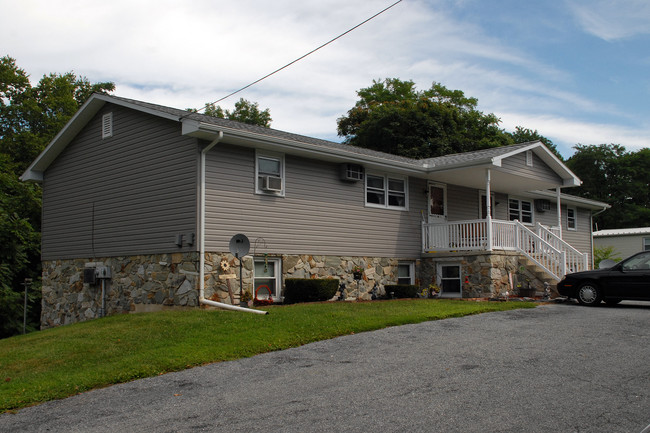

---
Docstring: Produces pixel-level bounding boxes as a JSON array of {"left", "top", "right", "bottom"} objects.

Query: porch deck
[{"left": 422, "top": 219, "right": 589, "bottom": 281}]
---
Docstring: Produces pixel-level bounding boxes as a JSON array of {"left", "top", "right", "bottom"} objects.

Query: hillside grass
[{"left": 0, "top": 299, "right": 536, "bottom": 412}]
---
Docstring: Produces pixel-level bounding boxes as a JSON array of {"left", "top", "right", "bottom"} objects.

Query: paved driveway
[{"left": 1, "top": 302, "right": 649, "bottom": 432}]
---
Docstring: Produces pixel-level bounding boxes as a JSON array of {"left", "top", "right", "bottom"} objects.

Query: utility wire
[{"left": 190, "top": 0, "right": 403, "bottom": 114}]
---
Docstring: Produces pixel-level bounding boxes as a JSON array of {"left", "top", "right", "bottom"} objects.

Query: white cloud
[{"left": 567, "top": 0, "right": 650, "bottom": 40}]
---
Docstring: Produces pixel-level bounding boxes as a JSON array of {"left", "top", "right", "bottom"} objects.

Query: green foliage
[
  {"left": 509, "top": 126, "right": 562, "bottom": 160},
  {"left": 283, "top": 278, "right": 339, "bottom": 304},
  {"left": 383, "top": 284, "right": 419, "bottom": 298},
  {"left": 189, "top": 97, "right": 272, "bottom": 128},
  {"left": 566, "top": 144, "right": 650, "bottom": 229},
  {"left": 0, "top": 300, "right": 535, "bottom": 411},
  {"left": 593, "top": 246, "right": 621, "bottom": 269},
  {"left": 0, "top": 55, "right": 114, "bottom": 337},
  {"left": 337, "top": 78, "right": 513, "bottom": 158}
]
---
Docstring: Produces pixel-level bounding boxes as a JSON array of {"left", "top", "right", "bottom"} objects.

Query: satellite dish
[
  {"left": 599, "top": 259, "right": 616, "bottom": 269},
  {"left": 229, "top": 234, "right": 250, "bottom": 258}
]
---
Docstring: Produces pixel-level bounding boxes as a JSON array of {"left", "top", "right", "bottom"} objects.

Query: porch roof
[{"left": 420, "top": 142, "right": 581, "bottom": 193}]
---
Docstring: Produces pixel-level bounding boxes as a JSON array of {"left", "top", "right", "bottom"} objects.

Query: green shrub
[
  {"left": 383, "top": 284, "right": 418, "bottom": 299},
  {"left": 284, "top": 278, "right": 339, "bottom": 304}
]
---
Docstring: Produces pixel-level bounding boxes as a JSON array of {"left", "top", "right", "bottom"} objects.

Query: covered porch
[
  {"left": 422, "top": 219, "right": 589, "bottom": 281},
  {"left": 420, "top": 142, "right": 589, "bottom": 282}
]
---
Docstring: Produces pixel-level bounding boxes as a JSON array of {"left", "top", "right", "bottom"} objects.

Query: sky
[{"left": 2, "top": 0, "right": 650, "bottom": 158}]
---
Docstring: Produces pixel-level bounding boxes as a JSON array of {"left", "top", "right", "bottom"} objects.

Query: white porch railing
[{"left": 422, "top": 219, "right": 589, "bottom": 280}]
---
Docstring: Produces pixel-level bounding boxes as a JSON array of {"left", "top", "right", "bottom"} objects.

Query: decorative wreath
[
  {"left": 220, "top": 260, "right": 230, "bottom": 272},
  {"left": 254, "top": 285, "right": 274, "bottom": 306}
]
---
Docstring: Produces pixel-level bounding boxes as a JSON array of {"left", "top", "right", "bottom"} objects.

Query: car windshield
[{"left": 621, "top": 252, "right": 650, "bottom": 271}]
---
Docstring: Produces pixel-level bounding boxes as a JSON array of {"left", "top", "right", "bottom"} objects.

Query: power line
[{"left": 191, "top": 0, "right": 403, "bottom": 114}]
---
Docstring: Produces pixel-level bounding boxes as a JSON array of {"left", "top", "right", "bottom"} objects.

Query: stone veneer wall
[
  {"left": 41, "top": 253, "right": 409, "bottom": 329},
  {"left": 419, "top": 251, "right": 556, "bottom": 298}
]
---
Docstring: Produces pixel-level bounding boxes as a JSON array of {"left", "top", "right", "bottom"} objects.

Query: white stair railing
[
  {"left": 536, "top": 223, "right": 589, "bottom": 273},
  {"left": 514, "top": 221, "right": 565, "bottom": 281}
]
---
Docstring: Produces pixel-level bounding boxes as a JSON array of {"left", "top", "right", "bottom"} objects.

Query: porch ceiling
[{"left": 428, "top": 165, "right": 561, "bottom": 193}]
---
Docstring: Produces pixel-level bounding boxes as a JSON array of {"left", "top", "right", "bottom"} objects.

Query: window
[
  {"left": 567, "top": 207, "right": 577, "bottom": 231},
  {"left": 366, "top": 174, "right": 407, "bottom": 210},
  {"left": 102, "top": 112, "right": 113, "bottom": 139},
  {"left": 437, "top": 263, "right": 461, "bottom": 297},
  {"left": 254, "top": 257, "right": 281, "bottom": 301},
  {"left": 644, "top": 237, "right": 650, "bottom": 251},
  {"left": 256, "top": 152, "right": 284, "bottom": 195},
  {"left": 508, "top": 198, "right": 533, "bottom": 224},
  {"left": 397, "top": 262, "right": 414, "bottom": 285}
]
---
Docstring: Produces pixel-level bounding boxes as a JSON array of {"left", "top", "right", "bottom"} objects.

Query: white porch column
[
  {"left": 556, "top": 187, "right": 563, "bottom": 238},
  {"left": 486, "top": 169, "right": 493, "bottom": 251}
]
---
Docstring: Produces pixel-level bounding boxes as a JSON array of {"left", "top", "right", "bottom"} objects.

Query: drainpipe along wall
[{"left": 198, "top": 132, "right": 268, "bottom": 315}]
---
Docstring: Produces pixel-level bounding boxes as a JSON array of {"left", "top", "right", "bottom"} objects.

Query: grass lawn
[{"left": 0, "top": 299, "right": 536, "bottom": 412}]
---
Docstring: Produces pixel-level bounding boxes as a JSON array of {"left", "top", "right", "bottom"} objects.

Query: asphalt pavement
[{"left": 1, "top": 301, "right": 649, "bottom": 432}]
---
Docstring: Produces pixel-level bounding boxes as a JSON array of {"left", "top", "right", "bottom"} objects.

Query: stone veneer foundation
[
  {"left": 41, "top": 253, "right": 406, "bottom": 329},
  {"left": 419, "top": 251, "right": 557, "bottom": 298},
  {"left": 41, "top": 250, "right": 555, "bottom": 329}
]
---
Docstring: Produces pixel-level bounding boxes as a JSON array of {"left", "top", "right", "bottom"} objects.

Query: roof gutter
[{"left": 198, "top": 130, "right": 267, "bottom": 315}]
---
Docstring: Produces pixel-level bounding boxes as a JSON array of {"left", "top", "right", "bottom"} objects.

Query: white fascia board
[
  {"left": 529, "top": 190, "right": 610, "bottom": 210},
  {"left": 20, "top": 95, "right": 107, "bottom": 182}
]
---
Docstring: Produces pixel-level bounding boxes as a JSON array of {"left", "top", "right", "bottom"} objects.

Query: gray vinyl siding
[
  {"left": 41, "top": 104, "right": 198, "bottom": 260},
  {"left": 500, "top": 152, "right": 562, "bottom": 184},
  {"left": 594, "top": 235, "right": 648, "bottom": 258},
  {"left": 204, "top": 144, "right": 425, "bottom": 257},
  {"left": 445, "top": 184, "right": 508, "bottom": 221}
]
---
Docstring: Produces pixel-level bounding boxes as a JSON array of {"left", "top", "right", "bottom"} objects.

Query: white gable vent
[{"left": 102, "top": 112, "right": 113, "bottom": 139}]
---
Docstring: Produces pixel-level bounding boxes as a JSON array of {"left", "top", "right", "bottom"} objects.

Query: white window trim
[
  {"left": 397, "top": 262, "right": 415, "bottom": 285},
  {"left": 643, "top": 237, "right": 650, "bottom": 252},
  {"left": 436, "top": 262, "right": 462, "bottom": 298},
  {"left": 253, "top": 257, "right": 282, "bottom": 301},
  {"left": 365, "top": 173, "right": 408, "bottom": 211},
  {"left": 508, "top": 197, "right": 534, "bottom": 225},
  {"left": 255, "top": 150, "right": 285, "bottom": 196},
  {"left": 566, "top": 207, "right": 577, "bottom": 231}
]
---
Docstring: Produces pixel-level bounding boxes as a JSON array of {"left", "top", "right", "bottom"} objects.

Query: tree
[
  {"left": 336, "top": 78, "right": 513, "bottom": 158},
  {"left": 0, "top": 55, "right": 114, "bottom": 337},
  {"left": 565, "top": 144, "right": 650, "bottom": 230},
  {"left": 509, "top": 126, "right": 562, "bottom": 160},
  {"left": 189, "top": 98, "right": 272, "bottom": 128}
]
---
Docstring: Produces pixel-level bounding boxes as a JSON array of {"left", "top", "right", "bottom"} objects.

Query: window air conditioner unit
[
  {"left": 535, "top": 199, "right": 551, "bottom": 212},
  {"left": 261, "top": 176, "right": 282, "bottom": 192},
  {"left": 339, "top": 164, "right": 364, "bottom": 182}
]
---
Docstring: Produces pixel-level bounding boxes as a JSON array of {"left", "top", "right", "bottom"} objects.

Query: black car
[{"left": 557, "top": 251, "right": 650, "bottom": 306}]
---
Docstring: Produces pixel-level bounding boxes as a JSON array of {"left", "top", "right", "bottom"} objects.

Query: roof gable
[{"left": 21, "top": 94, "right": 579, "bottom": 191}]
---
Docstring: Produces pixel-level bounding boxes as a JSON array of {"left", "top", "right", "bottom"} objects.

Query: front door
[{"left": 428, "top": 182, "right": 447, "bottom": 224}]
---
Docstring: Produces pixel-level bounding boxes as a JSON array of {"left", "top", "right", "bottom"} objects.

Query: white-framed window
[
  {"left": 437, "top": 263, "right": 462, "bottom": 297},
  {"left": 255, "top": 151, "right": 284, "bottom": 196},
  {"left": 365, "top": 174, "right": 408, "bottom": 210},
  {"left": 643, "top": 237, "right": 650, "bottom": 251},
  {"left": 397, "top": 262, "right": 415, "bottom": 285},
  {"left": 102, "top": 112, "right": 113, "bottom": 139},
  {"left": 508, "top": 198, "right": 533, "bottom": 224},
  {"left": 253, "top": 257, "right": 281, "bottom": 301},
  {"left": 567, "top": 207, "right": 577, "bottom": 231},
  {"left": 525, "top": 150, "right": 533, "bottom": 167}
]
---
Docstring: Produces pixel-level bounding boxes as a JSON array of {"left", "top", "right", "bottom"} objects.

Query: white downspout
[
  {"left": 198, "top": 132, "right": 268, "bottom": 315},
  {"left": 556, "top": 187, "right": 562, "bottom": 238},
  {"left": 485, "top": 169, "right": 493, "bottom": 251}
]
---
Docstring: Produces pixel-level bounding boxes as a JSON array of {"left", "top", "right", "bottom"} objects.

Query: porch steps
[{"left": 516, "top": 256, "right": 558, "bottom": 296}]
